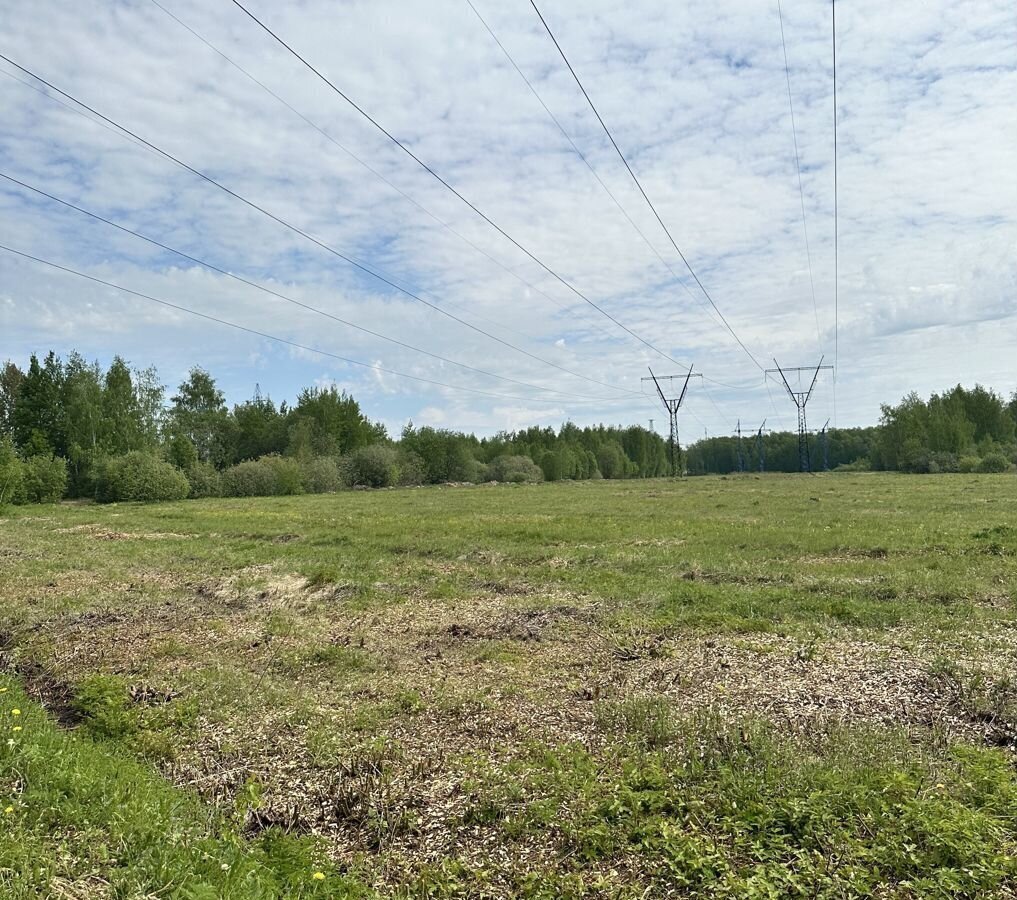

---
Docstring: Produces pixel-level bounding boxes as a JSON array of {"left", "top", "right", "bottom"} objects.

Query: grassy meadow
[{"left": 2, "top": 473, "right": 1017, "bottom": 897}]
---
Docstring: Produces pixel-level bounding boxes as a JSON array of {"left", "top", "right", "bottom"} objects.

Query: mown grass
[
  {"left": 1, "top": 472, "right": 1016, "bottom": 896},
  {"left": 461, "top": 712, "right": 1017, "bottom": 897}
]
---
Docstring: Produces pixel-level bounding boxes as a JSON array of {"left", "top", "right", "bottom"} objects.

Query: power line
[
  {"left": 0, "top": 53, "right": 639, "bottom": 398},
  {"left": 0, "top": 242, "right": 632, "bottom": 406},
  {"left": 147, "top": 0, "right": 622, "bottom": 351},
  {"left": 832, "top": 0, "right": 840, "bottom": 422},
  {"left": 0, "top": 171, "right": 621, "bottom": 402},
  {"left": 464, "top": 0, "right": 730, "bottom": 343},
  {"left": 776, "top": 0, "right": 822, "bottom": 352},
  {"left": 527, "top": 0, "right": 764, "bottom": 372},
  {"left": 230, "top": 0, "right": 689, "bottom": 369}
]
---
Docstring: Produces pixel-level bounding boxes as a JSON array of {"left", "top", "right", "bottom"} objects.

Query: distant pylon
[
  {"left": 641, "top": 366, "right": 703, "bottom": 477},
  {"left": 765, "top": 358, "right": 833, "bottom": 472},
  {"left": 755, "top": 419, "right": 769, "bottom": 472}
]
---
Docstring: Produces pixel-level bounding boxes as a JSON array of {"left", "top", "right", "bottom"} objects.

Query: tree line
[
  {"left": 1, "top": 351, "right": 1015, "bottom": 505},
  {"left": 0, "top": 350, "right": 672, "bottom": 504},
  {"left": 686, "top": 384, "right": 1017, "bottom": 475}
]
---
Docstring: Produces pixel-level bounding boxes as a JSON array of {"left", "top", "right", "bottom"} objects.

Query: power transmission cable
[
  {"left": 0, "top": 171, "right": 622, "bottom": 402},
  {"left": 464, "top": 0, "right": 752, "bottom": 393},
  {"left": 230, "top": 0, "right": 689, "bottom": 369},
  {"left": 527, "top": 0, "right": 764, "bottom": 372},
  {"left": 147, "top": 0, "right": 622, "bottom": 350},
  {"left": 0, "top": 53, "right": 639, "bottom": 397},
  {"left": 0, "top": 242, "right": 633, "bottom": 406},
  {"left": 776, "top": 0, "right": 822, "bottom": 351},
  {"left": 464, "top": 0, "right": 726, "bottom": 337},
  {"left": 831, "top": 0, "right": 840, "bottom": 425}
]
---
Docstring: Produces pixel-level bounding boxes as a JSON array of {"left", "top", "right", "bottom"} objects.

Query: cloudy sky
[{"left": 1, "top": 0, "right": 1014, "bottom": 438}]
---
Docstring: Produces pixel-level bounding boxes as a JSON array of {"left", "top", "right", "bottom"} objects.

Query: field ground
[{"left": 2, "top": 473, "right": 1017, "bottom": 897}]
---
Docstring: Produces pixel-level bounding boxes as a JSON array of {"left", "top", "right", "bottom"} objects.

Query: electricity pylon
[
  {"left": 642, "top": 366, "right": 702, "bottom": 477},
  {"left": 755, "top": 419, "right": 770, "bottom": 472},
  {"left": 818, "top": 419, "right": 831, "bottom": 471},
  {"left": 765, "top": 357, "right": 833, "bottom": 472},
  {"left": 734, "top": 419, "right": 745, "bottom": 472}
]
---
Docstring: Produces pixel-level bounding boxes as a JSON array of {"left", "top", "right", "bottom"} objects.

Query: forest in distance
[{"left": 1, "top": 349, "right": 1016, "bottom": 505}]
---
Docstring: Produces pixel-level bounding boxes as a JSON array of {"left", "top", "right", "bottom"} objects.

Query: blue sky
[{"left": 1, "top": 0, "right": 1014, "bottom": 438}]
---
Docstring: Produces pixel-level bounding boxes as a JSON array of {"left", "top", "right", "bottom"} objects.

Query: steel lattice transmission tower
[
  {"left": 734, "top": 419, "right": 745, "bottom": 472},
  {"left": 642, "top": 366, "right": 702, "bottom": 477},
  {"left": 765, "top": 358, "right": 833, "bottom": 472},
  {"left": 818, "top": 418, "right": 831, "bottom": 471},
  {"left": 755, "top": 419, "right": 770, "bottom": 472}
]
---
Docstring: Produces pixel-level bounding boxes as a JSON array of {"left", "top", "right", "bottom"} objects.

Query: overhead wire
[
  {"left": 463, "top": 0, "right": 753, "bottom": 396},
  {"left": 0, "top": 53, "right": 639, "bottom": 398},
  {"left": 0, "top": 171, "right": 623, "bottom": 401},
  {"left": 464, "top": 0, "right": 728, "bottom": 339},
  {"left": 0, "top": 242, "right": 633, "bottom": 405},
  {"left": 230, "top": 0, "right": 690, "bottom": 369},
  {"left": 831, "top": 0, "right": 840, "bottom": 426},
  {"left": 527, "top": 0, "right": 764, "bottom": 372},
  {"left": 146, "top": 0, "right": 623, "bottom": 350},
  {"left": 776, "top": 0, "right": 822, "bottom": 352}
]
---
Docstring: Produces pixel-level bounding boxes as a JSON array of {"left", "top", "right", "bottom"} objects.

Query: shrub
[
  {"left": 185, "top": 461, "right": 222, "bottom": 498},
  {"left": 22, "top": 453, "right": 68, "bottom": 503},
  {"left": 0, "top": 437, "right": 25, "bottom": 505},
  {"left": 834, "top": 457, "right": 871, "bottom": 472},
  {"left": 927, "top": 451, "right": 959, "bottom": 474},
  {"left": 958, "top": 455, "right": 980, "bottom": 474},
  {"left": 95, "top": 452, "right": 190, "bottom": 503},
  {"left": 221, "top": 455, "right": 305, "bottom": 497},
  {"left": 396, "top": 450, "right": 427, "bottom": 487},
  {"left": 301, "top": 456, "right": 341, "bottom": 494},
  {"left": 489, "top": 454, "right": 543, "bottom": 484},
  {"left": 264, "top": 455, "right": 304, "bottom": 495},
  {"left": 462, "top": 458, "right": 490, "bottom": 484},
  {"left": 977, "top": 452, "right": 1010, "bottom": 474},
  {"left": 347, "top": 444, "right": 399, "bottom": 488},
  {"left": 222, "top": 458, "right": 279, "bottom": 497}
]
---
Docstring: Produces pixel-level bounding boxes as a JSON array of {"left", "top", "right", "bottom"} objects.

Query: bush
[
  {"left": 347, "top": 444, "right": 399, "bottom": 488},
  {"left": 222, "top": 458, "right": 279, "bottom": 497},
  {"left": 489, "top": 454, "right": 543, "bottom": 484},
  {"left": 396, "top": 450, "right": 427, "bottom": 487},
  {"left": 958, "top": 455, "right": 980, "bottom": 474},
  {"left": 927, "top": 451, "right": 959, "bottom": 474},
  {"left": 185, "top": 461, "right": 222, "bottom": 498},
  {"left": 834, "top": 457, "right": 871, "bottom": 472},
  {"left": 95, "top": 452, "right": 190, "bottom": 503},
  {"left": 301, "top": 456, "right": 341, "bottom": 494},
  {"left": 264, "top": 455, "right": 304, "bottom": 495},
  {"left": 222, "top": 455, "right": 305, "bottom": 497},
  {"left": 0, "top": 438, "right": 25, "bottom": 505},
  {"left": 462, "top": 459, "right": 490, "bottom": 483},
  {"left": 22, "top": 453, "right": 68, "bottom": 503},
  {"left": 977, "top": 452, "right": 1010, "bottom": 474}
]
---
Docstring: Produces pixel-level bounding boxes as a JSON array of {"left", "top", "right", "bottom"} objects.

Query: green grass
[
  {"left": 0, "top": 676, "right": 367, "bottom": 899},
  {"left": 2, "top": 473, "right": 1016, "bottom": 896}
]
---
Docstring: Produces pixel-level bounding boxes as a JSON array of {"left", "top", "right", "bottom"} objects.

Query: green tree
[
  {"left": 12, "top": 352, "right": 66, "bottom": 456},
  {"left": 233, "top": 388, "right": 287, "bottom": 461},
  {"left": 62, "top": 353, "right": 104, "bottom": 494},
  {"left": 288, "top": 387, "right": 381, "bottom": 457},
  {"left": 0, "top": 361, "right": 24, "bottom": 438},
  {"left": 169, "top": 368, "right": 234, "bottom": 467}
]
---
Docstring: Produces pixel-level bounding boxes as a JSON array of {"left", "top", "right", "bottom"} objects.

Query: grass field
[{"left": 2, "top": 473, "right": 1017, "bottom": 897}]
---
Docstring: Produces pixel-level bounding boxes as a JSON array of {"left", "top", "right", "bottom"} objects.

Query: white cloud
[{"left": 0, "top": 0, "right": 1014, "bottom": 435}]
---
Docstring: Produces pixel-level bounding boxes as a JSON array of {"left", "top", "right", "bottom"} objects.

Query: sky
[{"left": 1, "top": 0, "right": 1014, "bottom": 440}]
